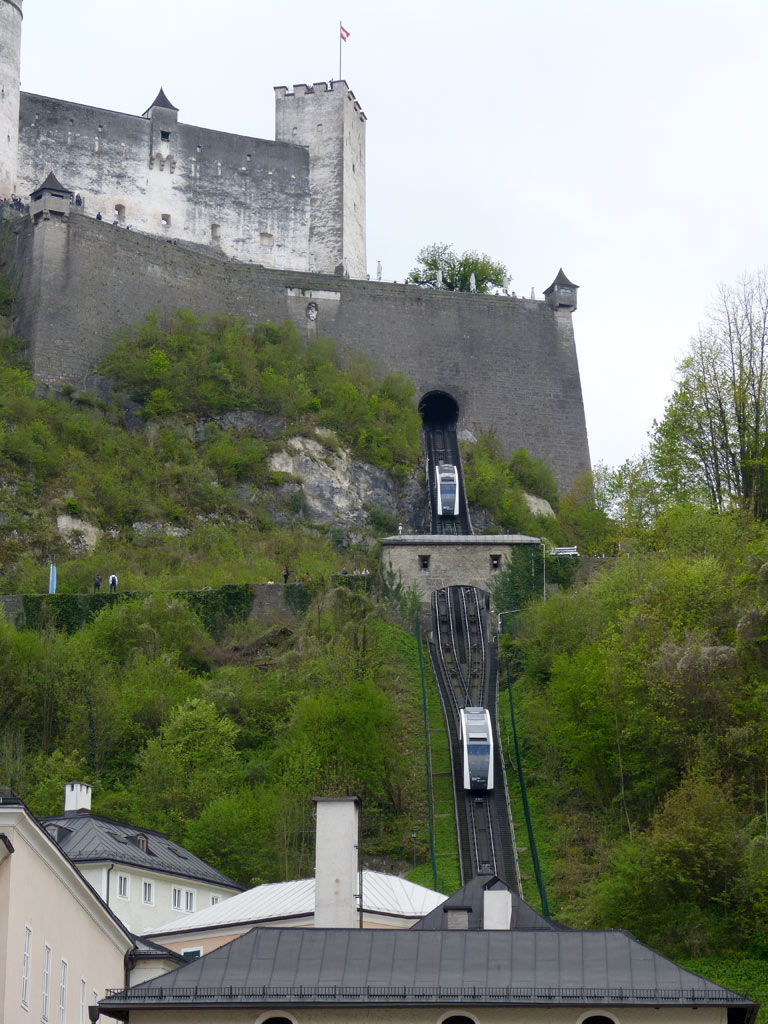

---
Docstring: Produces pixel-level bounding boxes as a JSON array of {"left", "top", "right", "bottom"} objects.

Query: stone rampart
[{"left": 8, "top": 212, "right": 591, "bottom": 492}]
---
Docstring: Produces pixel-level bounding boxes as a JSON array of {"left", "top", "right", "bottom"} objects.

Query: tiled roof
[
  {"left": 39, "top": 813, "right": 241, "bottom": 891},
  {"left": 100, "top": 926, "right": 758, "bottom": 1015},
  {"left": 148, "top": 870, "right": 446, "bottom": 936}
]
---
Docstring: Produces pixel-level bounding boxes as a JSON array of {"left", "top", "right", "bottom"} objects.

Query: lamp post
[
  {"left": 411, "top": 826, "right": 419, "bottom": 868},
  {"left": 497, "top": 609, "right": 520, "bottom": 636}
]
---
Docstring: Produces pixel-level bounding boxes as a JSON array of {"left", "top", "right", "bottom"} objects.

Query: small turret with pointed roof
[
  {"left": 142, "top": 87, "right": 179, "bottom": 119},
  {"left": 544, "top": 268, "right": 578, "bottom": 312},
  {"left": 29, "top": 170, "right": 72, "bottom": 222}
]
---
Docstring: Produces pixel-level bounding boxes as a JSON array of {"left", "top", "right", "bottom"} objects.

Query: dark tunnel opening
[{"left": 418, "top": 391, "right": 459, "bottom": 426}]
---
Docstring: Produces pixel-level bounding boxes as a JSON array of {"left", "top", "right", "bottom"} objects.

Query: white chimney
[
  {"left": 64, "top": 781, "right": 92, "bottom": 814},
  {"left": 483, "top": 888, "right": 512, "bottom": 929},
  {"left": 313, "top": 796, "right": 360, "bottom": 928}
]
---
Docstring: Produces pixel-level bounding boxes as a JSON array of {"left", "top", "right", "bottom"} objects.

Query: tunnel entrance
[{"left": 418, "top": 390, "right": 459, "bottom": 426}]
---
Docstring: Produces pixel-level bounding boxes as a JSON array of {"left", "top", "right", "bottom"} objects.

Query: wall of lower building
[
  {"left": 78, "top": 863, "right": 236, "bottom": 936},
  {"left": 0, "top": 812, "right": 128, "bottom": 1023},
  {"left": 8, "top": 213, "right": 591, "bottom": 492},
  {"left": 382, "top": 537, "right": 541, "bottom": 602},
  {"left": 109, "top": 1003, "right": 729, "bottom": 1023}
]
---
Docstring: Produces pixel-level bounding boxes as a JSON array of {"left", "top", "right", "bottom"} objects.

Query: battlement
[{"left": 274, "top": 80, "right": 366, "bottom": 120}]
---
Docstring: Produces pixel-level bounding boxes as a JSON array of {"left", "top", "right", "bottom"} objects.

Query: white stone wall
[
  {"left": 275, "top": 81, "right": 366, "bottom": 278},
  {"left": 17, "top": 92, "right": 313, "bottom": 270},
  {"left": 0, "top": 0, "right": 22, "bottom": 197},
  {"left": 78, "top": 863, "right": 234, "bottom": 936},
  {"left": 122, "top": 1003, "right": 729, "bottom": 1024}
]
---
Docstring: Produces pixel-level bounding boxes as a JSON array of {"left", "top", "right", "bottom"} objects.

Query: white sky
[{"left": 17, "top": 0, "right": 768, "bottom": 471}]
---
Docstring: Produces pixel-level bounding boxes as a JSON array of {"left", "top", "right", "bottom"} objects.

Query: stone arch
[
  {"left": 438, "top": 1014, "right": 478, "bottom": 1024},
  {"left": 254, "top": 1016, "right": 298, "bottom": 1024},
  {"left": 577, "top": 1013, "right": 621, "bottom": 1024},
  {"left": 418, "top": 390, "right": 459, "bottom": 427}
]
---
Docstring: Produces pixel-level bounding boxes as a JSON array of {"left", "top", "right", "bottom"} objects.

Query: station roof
[{"left": 99, "top": 925, "right": 757, "bottom": 1017}]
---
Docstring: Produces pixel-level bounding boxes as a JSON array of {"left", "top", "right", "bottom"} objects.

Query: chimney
[
  {"left": 64, "top": 782, "right": 92, "bottom": 815},
  {"left": 483, "top": 888, "right": 512, "bottom": 929},
  {"left": 313, "top": 796, "right": 360, "bottom": 928}
]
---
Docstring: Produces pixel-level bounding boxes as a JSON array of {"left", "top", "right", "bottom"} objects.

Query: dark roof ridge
[{"left": 41, "top": 811, "right": 171, "bottom": 838}]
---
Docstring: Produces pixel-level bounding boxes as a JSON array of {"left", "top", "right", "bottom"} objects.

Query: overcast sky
[{"left": 17, "top": 0, "right": 768, "bottom": 471}]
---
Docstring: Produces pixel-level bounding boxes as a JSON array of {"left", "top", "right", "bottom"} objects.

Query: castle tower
[
  {"left": 274, "top": 80, "right": 366, "bottom": 278},
  {"left": 0, "top": 0, "right": 22, "bottom": 197}
]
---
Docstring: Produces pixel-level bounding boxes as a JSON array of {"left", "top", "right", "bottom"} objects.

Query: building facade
[
  {"left": 41, "top": 783, "right": 242, "bottom": 935},
  {"left": 0, "top": 789, "right": 133, "bottom": 1023}
]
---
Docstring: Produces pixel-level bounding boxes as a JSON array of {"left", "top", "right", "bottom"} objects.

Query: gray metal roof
[
  {"left": 39, "top": 813, "right": 242, "bottom": 891},
  {"left": 100, "top": 926, "right": 757, "bottom": 1015},
  {"left": 411, "top": 874, "right": 565, "bottom": 931}
]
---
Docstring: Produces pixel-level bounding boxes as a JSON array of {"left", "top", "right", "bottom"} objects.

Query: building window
[
  {"left": 160, "top": 130, "right": 171, "bottom": 142},
  {"left": 419, "top": 555, "right": 430, "bottom": 570},
  {"left": 142, "top": 880, "right": 154, "bottom": 905},
  {"left": 260, "top": 232, "right": 274, "bottom": 248},
  {"left": 117, "top": 874, "right": 129, "bottom": 899},
  {"left": 172, "top": 887, "right": 182, "bottom": 910},
  {"left": 184, "top": 889, "right": 196, "bottom": 913},
  {"left": 210, "top": 895, "right": 220, "bottom": 906},
  {"left": 160, "top": 215, "right": 171, "bottom": 228},
  {"left": 211, "top": 223, "right": 220, "bottom": 242},
  {"left": 58, "top": 961, "right": 67, "bottom": 1024},
  {"left": 79, "top": 979, "right": 87, "bottom": 1024},
  {"left": 490, "top": 554, "right": 501, "bottom": 571},
  {"left": 114, "top": 203, "right": 125, "bottom": 222},
  {"left": 21, "top": 926, "right": 31, "bottom": 1008},
  {"left": 42, "top": 944, "right": 52, "bottom": 1021},
  {"left": 181, "top": 947, "right": 202, "bottom": 961}
]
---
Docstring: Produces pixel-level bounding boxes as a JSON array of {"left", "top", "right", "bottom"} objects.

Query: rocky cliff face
[{"left": 269, "top": 436, "right": 427, "bottom": 535}]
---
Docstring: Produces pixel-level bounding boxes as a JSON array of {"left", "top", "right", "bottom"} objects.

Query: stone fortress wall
[
  {"left": 9, "top": 211, "right": 591, "bottom": 493},
  {"left": 2, "top": 0, "right": 591, "bottom": 494}
]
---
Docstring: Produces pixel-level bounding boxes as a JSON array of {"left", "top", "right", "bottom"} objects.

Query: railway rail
[{"left": 423, "top": 415, "right": 521, "bottom": 892}]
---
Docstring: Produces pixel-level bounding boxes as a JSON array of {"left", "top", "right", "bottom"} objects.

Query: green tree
[
  {"left": 133, "top": 698, "right": 244, "bottom": 828},
  {"left": 407, "top": 242, "right": 506, "bottom": 293},
  {"left": 651, "top": 271, "right": 768, "bottom": 519}
]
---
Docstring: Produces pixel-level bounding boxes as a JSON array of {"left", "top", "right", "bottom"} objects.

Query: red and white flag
[{"left": 340, "top": 24, "right": 350, "bottom": 41}]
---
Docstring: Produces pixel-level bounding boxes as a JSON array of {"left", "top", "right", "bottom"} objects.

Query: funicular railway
[{"left": 420, "top": 393, "right": 521, "bottom": 891}]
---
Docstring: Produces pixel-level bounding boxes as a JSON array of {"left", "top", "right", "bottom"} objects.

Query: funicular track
[
  {"left": 422, "top": 418, "right": 520, "bottom": 892},
  {"left": 425, "top": 421, "right": 472, "bottom": 536}
]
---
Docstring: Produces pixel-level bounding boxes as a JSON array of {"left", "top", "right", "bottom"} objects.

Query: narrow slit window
[
  {"left": 419, "top": 555, "right": 430, "bottom": 571},
  {"left": 161, "top": 214, "right": 171, "bottom": 228},
  {"left": 490, "top": 555, "right": 501, "bottom": 571}
]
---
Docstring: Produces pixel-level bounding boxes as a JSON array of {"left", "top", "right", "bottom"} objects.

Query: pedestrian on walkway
[{"left": 108, "top": 573, "right": 118, "bottom": 593}]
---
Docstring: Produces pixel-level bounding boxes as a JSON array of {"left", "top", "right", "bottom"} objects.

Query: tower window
[
  {"left": 246, "top": 153, "right": 252, "bottom": 161},
  {"left": 211, "top": 223, "right": 221, "bottom": 242},
  {"left": 260, "top": 232, "right": 274, "bottom": 248},
  {"left": 161, "top": 214, "right": 171, "bottom": 228},
  {"left": 317, "top": 123, "right": 323, "bottom": 132},
  {"left": 160, "top": 130, "right": 170, "bottom": 142}
]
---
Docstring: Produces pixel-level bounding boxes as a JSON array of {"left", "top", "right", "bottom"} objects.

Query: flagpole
[{"left": 339, "top": 20, "right": 342, "bottom": 81}]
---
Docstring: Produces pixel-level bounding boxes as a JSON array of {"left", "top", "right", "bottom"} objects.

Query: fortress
[{"left": 1, "top": 0, "right": 591, "bottom": 492}]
